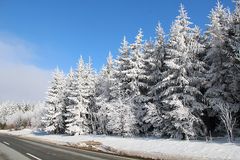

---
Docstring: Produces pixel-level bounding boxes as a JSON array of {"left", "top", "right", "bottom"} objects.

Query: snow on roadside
[{"left": 0, "top": 129, "right": 239, "bottom": 160}]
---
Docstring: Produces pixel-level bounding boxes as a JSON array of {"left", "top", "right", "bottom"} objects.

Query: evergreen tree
[
  {"left": 85, "top": 57, "right": 97, "bottom": 133},
  {"left": 127, "top": 29, "right": 146, "bottom": 134},
  {"left": 107, "top": 97, "right": 138, "bottom": 136},
  {"left": 64, "top": 68, "right": 79, "bottom": 135},
  {"left": 204, "top": 1, "right": 239, "bottom": 136},
  {"left": 144, "top": 23, "right": 166, "bottom": 136},
  {"left": 160, "top": 4, "right": 205, "bottom": 139},
  {"left": 43, "top": 67, "right": 66, "bottom": 134},
  {"left": 96, "top": 52, "right": 116, "bottom": 134},
  {"left": 128, "top": 29, "right": 144, "bottom": 99},
  {"left": 70, "top": 57, "right": 93, "bottom": 135},
  {"left": 114, "top": 36, "right": 132, "bottom": 99},
  {"left": 139, "top": 40, "right": 157, "bottom": 134},
  {"left": 110, "top": 35, "right": 139, "bottom": 135},
  {"left": 151, "top": 22, "right": 166, "bottom": 94},
  {"left": 227, "top": 0, "right": 240, "bottom": 104}
]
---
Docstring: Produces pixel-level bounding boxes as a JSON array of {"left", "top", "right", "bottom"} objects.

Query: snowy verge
[{"left": 0, "top": 129, "right": 239, "bottom": 160}]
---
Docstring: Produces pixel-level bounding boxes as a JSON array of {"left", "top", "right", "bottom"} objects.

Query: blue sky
[
  {"left": 0, "top": 0, "right": 234, "bottom": 72},
  {"left": 0, "top": 0, "right": 234, "bottom": 102}
]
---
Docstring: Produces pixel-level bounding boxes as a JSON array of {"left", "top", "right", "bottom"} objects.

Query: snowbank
[{"left": 0, "top": 129, "right": 239, "bottom": 160}]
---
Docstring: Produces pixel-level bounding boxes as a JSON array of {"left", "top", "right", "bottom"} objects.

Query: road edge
[{"left": 0, "top": 132, "right": 206, "bottom": 160}]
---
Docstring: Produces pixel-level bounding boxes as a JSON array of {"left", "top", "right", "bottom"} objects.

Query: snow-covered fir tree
[
  {"left": 72, "top": 57, "right": 94, "bottom": 135},
  {"left": 84, "top": 57, "right": 97, "bottom": 133},
  {"left": 159, "top": 4, "right": 206, "bottom": 139},
  {"left": 226, "top": 0, "right": 240, "bottom": 107},
  {"left": 63, "top": 68, "right": 79, "bottom": 135},
  {"left": 95, "top": 52, "right": 116, "bottom": 134},
  {"left": 138, "top": 40, "right": 157, "bottom": 134},
  {"left": 204, "top": 1, "right": 240, "bottom": 136},
  {"left": 97, "top": 52, "right": 115, "bottom": 102},
  {"left": 109, "top": 35, "right": 140, "bottom": 135},
  {"left": 143, "top": 23, "right": 166, "bottom": 136},
  {"left": 128, "top": 29, "right": 144, "bottom": 99},
  {"left": 230, "top": 0, "right": 240, "bottom": 61},
  {"left": 150, "top": 22, "right": 166, "bottom": 98},
  {"left": 107, "top": 96, "right": 138, "bottom": 136},
  {"left": 114, "top": 36, "right": 132, "bottom": 99},
  {"left": 42, "top": 67, "right": 66, "bottom": 134},
  {"left": 127, "top": 29, "right": 148, "bottom": 135}
]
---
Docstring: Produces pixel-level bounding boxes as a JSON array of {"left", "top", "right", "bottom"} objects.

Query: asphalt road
[{"left": 0, "top": 134, "right": 140, "bottom": 160}]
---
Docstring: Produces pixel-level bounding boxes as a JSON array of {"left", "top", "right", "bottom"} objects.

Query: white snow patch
[{"left": 0, "top": 129, "right": 239, "bottom": 160}]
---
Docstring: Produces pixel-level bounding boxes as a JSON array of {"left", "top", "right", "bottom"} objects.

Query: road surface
[{"left": 0, "top": 134, "right": 140, "bottom": 160}]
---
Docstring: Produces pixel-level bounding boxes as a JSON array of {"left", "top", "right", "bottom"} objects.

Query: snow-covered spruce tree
[
  {"left": 204, "top": 1, "right": 240, "bottom": 137},
  {"left": 150, "top": 22, "right": 166, "bottom": 97},
  {"left": 159, "top": 4, "right": 206, "bottom": 139},
  {"left": 107, "top": 96, "right": 138, "bottom": 136},
  {"left": 114, "top": 31, "right": 144, "bottom": 100},
  {"left": 95, "top": 52, "right": 116, "bottom": 134},
  {"left": 63, "top": 68, "right": 80, "bottom": 135},
  {"left": 128, "top": 29, "right": 144, "bottom": 97},
  {"left": 230, "top": 0, "right": 240, "bottom": 131},
  {"left": 143, "top": 23, "right": 166, "bottom": 136},
  {"left": 97, "top": 52, "right": 115, "bottom": 102},
  {"left": 71, "top": 57, "right": 94, "bottom": 135},
  {"left": 113, "top": 36, "right": 132, "bottom": 99},
  {"left": 124, "top": 29, "right": 148, "bottom": 135},
  {"left": 42, "top": 67, "right": 66, "bottom": 134},
  {"left": 138, "top": 40, "right": 157, "bottom": 135},
  {"left": 107, "top": 36, "right": 139, "bottom": 136},
  {"left": 220, "top": 0, "right": 240, "bottom": 135},
  {"left": 84, "top": 57, "right": 97, "bottom": 133},
  {"left": 229, "top": 0, "right": 240, "bottom": 63},
  {"left": 226, "top": 0, "right": 240, "bottom": 113},
  {"left": 205, "top": 1, "right": 231, "bottom": 107}
]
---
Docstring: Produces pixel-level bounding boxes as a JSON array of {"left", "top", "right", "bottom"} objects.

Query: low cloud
[{"left": 0, "top": 34, "right": 52, "bottom": 103}]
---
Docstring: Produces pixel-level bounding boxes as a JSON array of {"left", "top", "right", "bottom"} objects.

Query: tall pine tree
[
  {"left": 43, "top": 67, "right": 66, "bottom": 134},
  {"left": 160, "top": 5, "right": 205, "bottom": 139}
]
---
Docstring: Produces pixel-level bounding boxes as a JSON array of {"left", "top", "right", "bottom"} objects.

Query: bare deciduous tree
[{"left": 219, "top": 103, "right": 236, "bottom": 142}]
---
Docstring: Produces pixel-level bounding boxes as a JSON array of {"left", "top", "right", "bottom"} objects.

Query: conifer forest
[{"left": 1, "top": 1, "right": 240, "bottom": 143}]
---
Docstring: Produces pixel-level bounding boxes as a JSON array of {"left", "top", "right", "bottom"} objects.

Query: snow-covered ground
[{"left": 0, "top": 129, "right": 239, "bottom": 160}]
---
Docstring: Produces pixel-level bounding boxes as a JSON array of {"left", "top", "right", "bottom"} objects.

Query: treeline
[
  {"left": 0, "top": 101, "right": 44, "bottom": 130},
  {"left": 42, "top": 2, "right": 240, "bottom": 141}
]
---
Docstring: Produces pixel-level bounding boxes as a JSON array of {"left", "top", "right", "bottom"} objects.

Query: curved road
[{"left": 0, "top": 134, "right": 140, "bottom": 160}]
